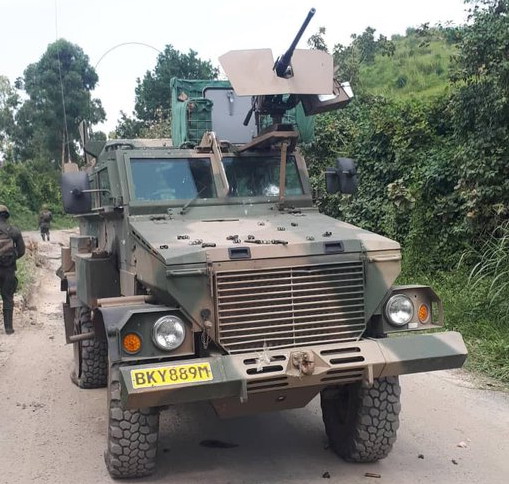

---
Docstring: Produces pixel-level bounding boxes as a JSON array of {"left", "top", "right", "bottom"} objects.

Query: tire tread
[
  {"left": 321, "top": 376, "right": 401, "bottom": 463},
  {"left": 76, "top": 306, "right": 108, "bottom": 389},
  {"left": 105, "top": 366, "right": 159, "bottom": 479}
]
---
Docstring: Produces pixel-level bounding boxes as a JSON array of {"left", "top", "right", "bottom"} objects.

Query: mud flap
[{"left": 62, "top": 302, "right": 76, "bottom": 344}]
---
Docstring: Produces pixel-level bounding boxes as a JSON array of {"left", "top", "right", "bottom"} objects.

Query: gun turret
[
  {"left": 219, "top": 6, "right": 353, "bottom": 138},
  {"left": 274, "top": 8, "right": 316, "bottom": 78}
]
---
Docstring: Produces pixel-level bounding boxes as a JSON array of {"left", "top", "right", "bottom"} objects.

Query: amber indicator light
[
  {"left": 123, "top": 333, "right": 142, "bottom": 353},
  {"left": 418, "top": 304, "right": 430, "bottom": 323}
]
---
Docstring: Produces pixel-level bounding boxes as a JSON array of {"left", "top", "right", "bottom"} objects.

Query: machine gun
[
  {"left": 274, "top": 8, "right": 316, "bottom": 79},
  {"left": 219, "top": 8, "right": 354, "bottom": 136}
]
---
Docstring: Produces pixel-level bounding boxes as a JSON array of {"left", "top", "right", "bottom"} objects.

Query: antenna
[{"left": 54, "top": 0, "right": 71, "bottom": 167}]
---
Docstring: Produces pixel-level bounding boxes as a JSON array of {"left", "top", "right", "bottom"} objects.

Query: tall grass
[
  {"left": 360, "top": 38, "right": 455, "bottom": 100},
  {"left": 400, "top": 239, "right": 509, "bottom": 384},
  {"left": 16, "top": 240, "right": 40, "bottom": 297},
  {"left": 467, "top": 221, "right": 509, "bottom": 310}
]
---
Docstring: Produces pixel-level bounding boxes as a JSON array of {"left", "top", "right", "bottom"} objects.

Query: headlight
[
  {"left": 152, "top": 315, "right": 186, "bottom": 351},
  {"left": 385, "top": 294, "right": 414, "bottom": 326}
]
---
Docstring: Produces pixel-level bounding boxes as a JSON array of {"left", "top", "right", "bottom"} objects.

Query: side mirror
[
  {"left": 301, "top": 81, "right": 354, "bottom": 116},
  {"left": 325, "top": 169, "right": 340, "bottom": 193},
  {"left": 61, "top": 172, "right": 92, "bottom": 214},
  {"left": 325, "top": 158, "right": 358, "bottom": 195}
]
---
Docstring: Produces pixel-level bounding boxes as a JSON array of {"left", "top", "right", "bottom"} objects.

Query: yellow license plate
[{"left": 131, "top": 362, "right": 213, "bottom": 389}]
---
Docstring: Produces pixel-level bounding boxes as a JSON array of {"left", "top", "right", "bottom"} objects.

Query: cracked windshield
[
  {"left": 130, "top": 156, "right": 303, "bottom": 201},
  {"left": 223, "top": 156, "right": 303, "bottom": 197}
]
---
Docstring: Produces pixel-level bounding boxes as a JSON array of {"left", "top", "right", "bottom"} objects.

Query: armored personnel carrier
[{"left": 58, "top": 9, "right": 467, "bottom": 479}]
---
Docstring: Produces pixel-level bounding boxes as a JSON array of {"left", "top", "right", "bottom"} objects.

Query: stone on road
[{"left": 0, "top": 230, "right": 508, "bottom": 483}]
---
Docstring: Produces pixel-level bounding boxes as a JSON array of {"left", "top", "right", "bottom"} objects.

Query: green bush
[
  {"left": 0, "top": 160, "right": 64, "bottom": 229},
  {"left": 305, "top": 94, "right": 468, "bottom": 270},
  {"left": 305, "top": 3, "right": 509, "bottom": 384}
]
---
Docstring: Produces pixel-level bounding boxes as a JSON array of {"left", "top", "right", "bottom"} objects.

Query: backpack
[
  {"left": 0, "top": 228, "right": 16, "bottom": 267},
  {"left": 40, "top": 210, "right": 52, "bottom": 223}
]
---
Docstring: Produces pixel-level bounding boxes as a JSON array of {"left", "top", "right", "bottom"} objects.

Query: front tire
[
  {"left": 105, "top": 365, "right": 160, "bottom": 479},
  {"left": 71, "top": 306, "right": 108, "bottom": 388},
  {"left": 321, "top": 376, "right": 401, "bottom": 462}
]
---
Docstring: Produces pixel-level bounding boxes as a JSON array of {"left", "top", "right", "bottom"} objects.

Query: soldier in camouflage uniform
[
  {"left": 38, "top": 204, "right": 53, "bottom": 242},
  {"left": 0, "top": 205, "right": 25, "bottom": 334}
]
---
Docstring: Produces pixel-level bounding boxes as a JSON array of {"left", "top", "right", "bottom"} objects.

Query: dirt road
[{"left": 0, "top": 231, "right": 508, "bottom": 484}]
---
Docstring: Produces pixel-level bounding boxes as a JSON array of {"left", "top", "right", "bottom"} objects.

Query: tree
[
  {"left": 332, "top": 27, "right": 395, "bottom": 87},
  {"left": 307, "top": 27, "right": 329, "bottom": 52},
  {"left": 133, "top": 45, "right": 218, "bottom": 123},
  {"left": 113, "top": 111, "right": 146, "bottom": 139},
  {"left": 113, "top": 109, "right": 171, "bottom": 140},
  {"left": 14, "top": 39, "right": 105, "bottom": 164},
  {"left": 448, "top": 0, "right": 509, "bottom": 232},
  {"left": 0, "top": 75, "right": 19, "bottom": 162}
]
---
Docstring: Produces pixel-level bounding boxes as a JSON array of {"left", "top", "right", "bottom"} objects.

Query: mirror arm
[
  {"left": 71, "top": 188, "right": 111, "bottom": 197},
  {"left": 82, "top": 189, "right": 111, "bottom": 194}
]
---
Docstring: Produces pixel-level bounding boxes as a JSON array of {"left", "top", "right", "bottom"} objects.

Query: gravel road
[{"left": 0, "top": 231, "right": 508, "bottom": 484}]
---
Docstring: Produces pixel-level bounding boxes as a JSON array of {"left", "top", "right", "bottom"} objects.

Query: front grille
[{"left": 214, "top": 261, "right": 365, "bottom": 354}]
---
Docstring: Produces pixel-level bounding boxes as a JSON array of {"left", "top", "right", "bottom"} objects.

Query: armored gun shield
[
  {"left": 219, "top": 48, "right": 353, "bottom": 118},
  {"left": 219, "top": 49, "right": 334, "bottom": 96}
]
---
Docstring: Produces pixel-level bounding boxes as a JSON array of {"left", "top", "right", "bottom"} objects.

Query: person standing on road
[
  {"left": 38, "top": 204, "right": 53, "bottom": 242},
  {"left": 0, "top": 205, "right": 25, "bottom": 334}
]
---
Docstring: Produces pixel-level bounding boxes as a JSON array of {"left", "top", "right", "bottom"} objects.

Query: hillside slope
[{"left": 359, "top": 29, "right": 457, "bottom": 99}]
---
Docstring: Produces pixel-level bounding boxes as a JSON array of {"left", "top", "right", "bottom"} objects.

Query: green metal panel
[
  {"left": 171, "top": 78, "right": 231, "bottom": 146},
  {"left": 170, "top": 77, "right": 315, "bottom": 145}
]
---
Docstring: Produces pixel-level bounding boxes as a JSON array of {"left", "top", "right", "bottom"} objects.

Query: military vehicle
[{"left": 58, "top": 9, "right": 467, "bottom": 479}]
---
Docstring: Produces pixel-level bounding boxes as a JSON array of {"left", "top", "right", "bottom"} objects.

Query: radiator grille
[{"left": 215, "top": 261, "right": 365, "bottom": 354}]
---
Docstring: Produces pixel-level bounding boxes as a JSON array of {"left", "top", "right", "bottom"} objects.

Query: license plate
[{"left": 130, "top": 362, "right": 213, "bottom": 389}]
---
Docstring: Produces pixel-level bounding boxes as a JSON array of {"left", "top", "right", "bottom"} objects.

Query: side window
[{"left": 98, "top": 169, "right": 111, "bottom": 206}]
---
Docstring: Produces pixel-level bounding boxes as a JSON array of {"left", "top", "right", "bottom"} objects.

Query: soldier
[
  {"left": 0, "top": 205, "right": 25, "bottom": 334},
  {"left": 38, "top": 204, "right": 53, "bottom": 241}
]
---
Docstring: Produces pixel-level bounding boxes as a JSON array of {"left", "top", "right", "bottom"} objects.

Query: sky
[{"left": 1, "top": 0, "right": 469, "bottom": 133}]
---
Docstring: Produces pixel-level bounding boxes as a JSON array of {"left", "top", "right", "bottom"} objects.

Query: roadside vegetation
[
  {"left": 16, "top": 240, "right": 40, "bottom": 298},
  {"left": 0, "top": 159, "right": 73, "bottom": 230},
  {"left": 360, "top": 27, "right": 458, "bottom": 100},
  {"left": 304, "top": 0, "right": 509, "bottom": 384},
  {"left": 1, "top": 1, "right": 508, "bottom": 382}
]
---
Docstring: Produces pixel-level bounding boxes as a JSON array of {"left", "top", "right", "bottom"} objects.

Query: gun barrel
[{"left": 275, "top": 8, "right": 316, "bottom": 78}]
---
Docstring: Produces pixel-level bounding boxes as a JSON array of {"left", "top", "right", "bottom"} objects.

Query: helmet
[
  {"left": 41, "top": 204, "right": 49, "bottom": 210},
  {"left": 0, "top": 204, "right": 10, "bottom": 218}
]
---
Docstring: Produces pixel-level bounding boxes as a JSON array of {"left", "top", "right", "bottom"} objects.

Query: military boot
[{"left": 3, "top": 309, "right": 14, "bottom": 334}]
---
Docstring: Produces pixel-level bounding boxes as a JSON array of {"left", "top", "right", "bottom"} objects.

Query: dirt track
[{"left": 0, "top": 231, "right": 508, "bottom": 484}]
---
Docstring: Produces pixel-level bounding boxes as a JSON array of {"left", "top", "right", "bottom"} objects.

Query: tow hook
[{"left": 291, "top": 351, "right": 315, "bottom": 376}]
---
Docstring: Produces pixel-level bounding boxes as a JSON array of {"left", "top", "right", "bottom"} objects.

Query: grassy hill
[{"left": 359, "top": 29, "right": 457, "bottom": 100}]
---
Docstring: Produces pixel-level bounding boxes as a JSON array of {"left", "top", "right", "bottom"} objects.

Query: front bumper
[{"left": 119, "top": 331, "right": 467, "bottom": 409}]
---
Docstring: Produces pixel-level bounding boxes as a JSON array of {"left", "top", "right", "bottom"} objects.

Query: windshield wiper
[{"left": 179, "top": 186, "right": 208, "bottom": 215}]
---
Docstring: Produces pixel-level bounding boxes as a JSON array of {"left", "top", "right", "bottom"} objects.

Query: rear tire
[
  {"left": 72, "top": 306, "right": 108, "bottom": 389},
  {"left": 321, "top": 376, "right": 401, "bottom": 462},
  {"left": 105, "top": 365, "right": 160, "bottom": 479}
]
